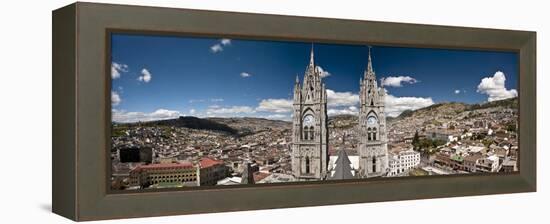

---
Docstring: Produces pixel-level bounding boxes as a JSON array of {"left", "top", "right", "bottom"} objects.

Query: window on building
[
  {"left": 367, "top": 128, "right": 372, "bottom": 141},
  {"left": 305, "top": 156, "right": 310, "bottom": 174}
]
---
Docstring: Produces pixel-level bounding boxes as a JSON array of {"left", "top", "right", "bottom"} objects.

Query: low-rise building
[
  {"left": 199, "top": 157, "right": 229, "bottom": 186},
  {"left": 387, "top": 149, "right": 421, "bottom": 176},
  {"left": 464, "top": 154, "right": 483, "bottom": 172},
  {"left": 501, "top": 158, "right": 517, "bottom": 172},
  {"left": 129, "top": 162, "right": 199, "bottom": 188},
  {"left": 476, "top": 155, "right": 500, "bottom": 172}
]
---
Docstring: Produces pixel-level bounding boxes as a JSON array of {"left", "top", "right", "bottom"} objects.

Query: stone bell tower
[
  {"left": 358, "top": 47, "right": 389, "bottom": 178},
  {"left": 291, "top": 45, "right": 329, "bottom": 180}
]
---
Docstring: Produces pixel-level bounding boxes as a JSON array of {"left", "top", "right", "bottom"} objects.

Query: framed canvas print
[{"left": 52, "top": 2, "right": 536, "bottom": 221}]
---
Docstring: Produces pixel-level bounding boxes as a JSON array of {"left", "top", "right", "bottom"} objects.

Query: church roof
[{"left": 329, "top": 149, "right": 355, "bottom": 180}]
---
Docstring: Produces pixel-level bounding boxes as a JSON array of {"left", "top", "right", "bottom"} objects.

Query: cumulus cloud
[
  {"left": 380, "top": 76, "right": 417, "bottom": 87},
  {"left": 112, "top": 109, "right": 184, "bottom": 123},
  {"left": 263, "top": 114, "right": 290, "bottom": 121},
  {"left": 210, "top": 38, "right": 231, "bottom": 53},
  {"left": 316, "top": 66, "right": 331, "bottom": 78},
  {"left": 477, "top": 71, "right": 517, "bottom": 102},
  {"left": 326, "top": 89, "right": 359, "bottom": 107},
  {"left": 221, "top": 39, "right": 231, "bottom": 45},
  {"left": 206, "top": 106, "right": 256, "bottom": 116},
  {"left": 210, "top": 44, "right": 223, "bottom": 53},
  {"left": 138, "top": 68, "right": 152, "bottom": 83},
  {"left": 385, "top": 93, "right": 434, "bottom": 117},
  {"left": 111, "top": 62, "right": 128, "bottom": 79},
  {"left": 111, "top": 91, "right": 121, "bottom": 106},
  {"left": 257, "top": 99, "right": 293, "bottom": 113},
  {"left": 454, "top": 90, "right": 461, "bottom": 94},
  {"left": 328, "top": 106, "right": 359, "bottom": 116},
  {"left": 189, "top": 109, "right": 196, "bottom": 114},
  {"left": 240, "top": 72, "right": 251, "bottom": 78}
]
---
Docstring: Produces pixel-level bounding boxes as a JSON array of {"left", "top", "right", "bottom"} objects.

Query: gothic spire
[
  {"left": 295, "top": 74, "right": 300, "bottom": 84},
  {"left": 367, "top": 46, "right": 374, "bottom": 74},
  {"left": 364, "top": 46, "right": 375, "bottom": 80},
  {"left": 309, "top": 43, "right": 315, "bottom": 66}
]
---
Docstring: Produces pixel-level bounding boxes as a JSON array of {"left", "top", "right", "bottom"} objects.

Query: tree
[
  {"left": 412, "top": 130, "right": 420, "bottom": 150},
  {"left": 507, "top": 124, "right": 517, "bottom": 132}
]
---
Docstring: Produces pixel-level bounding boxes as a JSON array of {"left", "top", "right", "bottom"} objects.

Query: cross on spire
[
  {"left": 309, "top": 43, "right": 315, "bottom": 66},
  {"left": 367, "top": 45, "right": 374, "bottom": 74}
]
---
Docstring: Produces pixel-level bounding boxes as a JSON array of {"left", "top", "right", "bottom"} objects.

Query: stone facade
[
  {"left": 291, "top": 47, "right": 329, "bottom": 180},
  {"left": 358, "top": 48, "right": 389, "bottom": 177}
]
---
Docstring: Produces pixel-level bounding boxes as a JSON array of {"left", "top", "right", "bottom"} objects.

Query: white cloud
[
  {"left": 112, "top": 109, "right": 184, "bottom": 123},
  {"left": 477, "top": 71, "right": 517, "bottom": 102},
  {"left": 189, "top": 109, "right": 196, "bottom": 114},
  {"left": 206, "top": 106, "right": 256, "bottom": 116},
  {"left": 257, "top": 99, "right": 293, "bottom": 113},
  {"left": 326, "top": 89, "right": 359, "bottom": 107},
  {"left": 210, "top": 44, "right": 223, "bottom": 53},
  {"left": 111, "top": 91, "right": 121, "bottom": 106},
  {"left": 328, "top": 106, "right": 359, "bottom": 116},
  {"left": 385, "top": 93, "right": 434, "bottom": 117},
  {"left": 240, "top": 72, "right": 251, "bottom": 78},
  {"left": 138, "top": 68, "right": 152, "bottom": 83},
  {"left": 221, "top": 39, "right": 231, "bottom": 45},
  {"left": 111, "top": 62, "right": 128, "bottom": 79},
  {"left": 454, "top": 90, "right": 461, "bottom": 94},
  {"left": 263, "top": 114, "right": 290, "bottom": 121},
  {"left": 210, "top": 98, "right": 224, "bottom": 102},
  {"left": 316, "top": 66, "right": 331, "bottom": 78},
  {"left": 380, "top": 76, "right": 417, "bottom": 87},
  {"left": 210, "top": 38, "right": 231, "bottom": 53}
]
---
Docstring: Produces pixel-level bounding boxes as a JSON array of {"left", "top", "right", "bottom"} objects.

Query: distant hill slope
[
  {"left": 121, "top": 116, "right": 239, "bottom": 135},
  {"left": 467, "top": 97, "right": 518, "bottom": 111},
  {"left": 207, "top": 117, "right": 291, "bottom": 135},
  {"left": 327, "top": 97, "right": 518, "bottom": 125},
  {"left": 116, "top": 116, "right": 292, "bottom": 136},
  {"left": 392, "top": 97, "right": 517, "bottom": 122}
]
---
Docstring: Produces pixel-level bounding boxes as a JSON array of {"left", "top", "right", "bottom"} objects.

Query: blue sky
[{"left": 110, "top": 33, "right": 518, "bottom": 122}]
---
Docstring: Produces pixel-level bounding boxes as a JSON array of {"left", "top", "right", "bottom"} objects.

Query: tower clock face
[
  {"left": 303, "top": 115, "right": 314, "bottom": 126},
  {"left": 367, "top": 116, "right": 377, "bottom": 125}
]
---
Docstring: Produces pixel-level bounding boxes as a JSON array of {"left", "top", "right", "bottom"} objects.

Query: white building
[
  {"left": 387, "top": 149, "right": 421, "bottom": 177},
  {"left": 476, "top": 155, "right": 500, "bottom": 172}
]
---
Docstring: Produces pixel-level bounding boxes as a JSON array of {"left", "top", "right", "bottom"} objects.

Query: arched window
[
  {"left": 305, "top": 156, "right": 310, "bottom": 174},
  {"left": 373, "top": 127, "right": 377, "bottom": 141},
  {"left": 303, "top": 126, "right": 314, "bottom": 141},
  {"left": 302, "top": 114, "right": 314, "bottom": 141},
  {"left": 367, "top": 128, "right": 372, "bottom": 141},
  {"left": 372, "top": 157, "right": 377, "bottom": 173}
]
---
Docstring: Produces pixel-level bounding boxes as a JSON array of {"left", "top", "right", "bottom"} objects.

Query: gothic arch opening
[
  {"left": 367, "top": 127, "right": 372, "bottom": 141},
  {"left": 305, "top": 156, "right": 310, "bottom": 174}
]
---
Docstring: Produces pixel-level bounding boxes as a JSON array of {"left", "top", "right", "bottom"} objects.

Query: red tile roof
[
  {"left": 253, "top": 172, "right": 270, "bottom": 182},
  {"left": 199, "top": 157, "right": 224, "bottom": 168},
  {"left": 132, "top": 162, "right": 194, "bottom": 172}
]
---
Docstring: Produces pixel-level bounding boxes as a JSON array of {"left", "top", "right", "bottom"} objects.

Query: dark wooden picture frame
[{"left": 52, "top": 2, "right": 536, "bottom": 221}]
